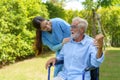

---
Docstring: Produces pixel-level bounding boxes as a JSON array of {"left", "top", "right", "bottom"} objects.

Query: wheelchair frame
[{"left": 47, "top": 60, "right": 99, "bottom": 80}]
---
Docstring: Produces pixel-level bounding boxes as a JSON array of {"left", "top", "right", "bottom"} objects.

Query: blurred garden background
[{"left": 0, "top": 0, "right": 120, "bottom": 80}]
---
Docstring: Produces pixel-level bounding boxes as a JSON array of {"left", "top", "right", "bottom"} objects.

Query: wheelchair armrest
[{"left": 85, "top": 67, "right": 98, "bottom": 71}]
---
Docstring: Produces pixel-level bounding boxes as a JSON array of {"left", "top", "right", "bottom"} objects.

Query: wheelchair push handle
[{"left": 48, "top": 60, "right": 63, "bottom": 80}]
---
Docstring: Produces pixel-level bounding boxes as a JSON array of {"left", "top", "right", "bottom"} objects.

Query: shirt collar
[{"left": 70, "top": 34, "right": 87, "bottom": 45}]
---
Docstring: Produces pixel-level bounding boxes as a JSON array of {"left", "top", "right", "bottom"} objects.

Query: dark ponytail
[{"left": 32, "top": 16, "right": 45, "bottom": 55}]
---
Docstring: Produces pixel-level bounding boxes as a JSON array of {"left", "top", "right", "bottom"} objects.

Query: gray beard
[{"left": 71, "top": 32, "right": 81, "bottom": 39}]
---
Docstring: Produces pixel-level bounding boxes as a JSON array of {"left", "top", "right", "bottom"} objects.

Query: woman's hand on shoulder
[{"left": 62, "top": 38, "right": 70, "bottom": 45}]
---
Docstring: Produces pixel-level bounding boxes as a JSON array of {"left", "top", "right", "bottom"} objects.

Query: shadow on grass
[
  {"left": 35, "top": 51, "right": 54, "bottom": 58},
  {"left": 0, "top": 51, "right": 54, "bottom": 69}
]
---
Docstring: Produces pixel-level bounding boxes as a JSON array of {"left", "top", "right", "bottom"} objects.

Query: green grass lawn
[
  {"left": 100, "top": 47, "right": 120, "bottom": 80},
  {"left": 0, "top": 47, "right": 120, "bottom": 80},
  {"left": 0, "top": 52, "right": 55, "bottom": 80}
]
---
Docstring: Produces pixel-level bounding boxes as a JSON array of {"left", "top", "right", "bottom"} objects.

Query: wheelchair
[{"left": 48, "top": 60, "right": 99, "bottom": 80}]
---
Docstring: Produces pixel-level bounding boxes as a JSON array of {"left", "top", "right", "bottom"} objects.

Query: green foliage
[
  {"left": 99, "top": 7, "right": 120, "bottom": 47},
  {"left": 82, "top": 0, "right": 120, "bottom": 10},
  {"left": 77, "top": 6, "right": 120, "bottom": 47},
  {"left": 44, "top": 2, "right": 66, "bottom": 19},
  {"left": 0, "top": 33, "right": 34, "bottom": 64},
  {"left": 100, "top": 0, "right": 120, "bottom": 7},
  {"left": 81, "top": 0, "right": 120, "bottom": 46},
  {"left": 0, "top": 0, "right": 49, "bottom": 65},
  {"left": 64, "top": 10, "right": 82, "bottom": 23}
]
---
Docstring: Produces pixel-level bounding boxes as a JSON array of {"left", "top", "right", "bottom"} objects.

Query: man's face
[
  {"left": 40, "top": 20, "right": 51, "bottom": 31},
  {"left": 71, "top": 21, "right": 81, "bottom": 39}
]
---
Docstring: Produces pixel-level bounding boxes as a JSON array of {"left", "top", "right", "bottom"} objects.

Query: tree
[
  {"left": 82, "top": 0, "right": 120, "bottom": 37},
  {"left": 81, "top": 0, "right": 120, "bottom": 47},
  {"left": 44, "top": 2, "right": 66, "bottom": 19}
]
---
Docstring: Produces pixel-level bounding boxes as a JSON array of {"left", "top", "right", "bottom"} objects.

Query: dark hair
[
  {"left": 32, "top": 16, "right": 45, "bottom": 29},
  {"left": 32, "top": 16, "right": 45, "bottom": 56}
]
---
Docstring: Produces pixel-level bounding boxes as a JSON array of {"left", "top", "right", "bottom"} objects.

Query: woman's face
[{"left": 40, "top": 20, "right": 52, "bottom": 31}]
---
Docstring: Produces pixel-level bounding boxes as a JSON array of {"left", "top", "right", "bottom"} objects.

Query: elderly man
[{"left": 46, "top": 17, "right": 104, "bottom": 80}]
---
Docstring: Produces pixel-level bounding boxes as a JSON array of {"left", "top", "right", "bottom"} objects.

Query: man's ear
[{"left": 80, "top": 27, "right": 85, "bottom": 33}]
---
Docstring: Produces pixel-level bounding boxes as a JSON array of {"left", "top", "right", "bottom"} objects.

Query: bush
[{"left": 0, "top": 0, "right": 49, "bottom": 65}]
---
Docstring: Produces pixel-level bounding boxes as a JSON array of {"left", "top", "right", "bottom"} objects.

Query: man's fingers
[
  {"left": 45, "top": 61, "right": 52, "bottom": 69},
  {"left": 52, "top": 61, "right": 55, "bottom": 66},
  {"left": 45, "top": 57, "right": 56, "bottom": 69},
  {"left": 45, "top": 62, "right": 49, "bottom": 69},
  {"left": 95, "top": 34, "right": 104, "bottom": 40}
]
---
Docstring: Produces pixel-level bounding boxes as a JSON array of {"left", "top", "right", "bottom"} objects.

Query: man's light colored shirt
[{"left": 56, "top": 34, "right": 104, "bottom": 80}]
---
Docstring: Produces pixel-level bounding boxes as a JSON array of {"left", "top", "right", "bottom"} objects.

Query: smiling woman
[
  {"left": 40, "top": 20, "right": 52, "bottom": 31},
  {"left": 32, "top": 16, "right": 71, "bottom": 77}
]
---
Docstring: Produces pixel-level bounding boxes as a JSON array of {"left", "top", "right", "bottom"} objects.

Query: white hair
[{"left": 72, "top": 17, "right": 88, "bottom": 32}]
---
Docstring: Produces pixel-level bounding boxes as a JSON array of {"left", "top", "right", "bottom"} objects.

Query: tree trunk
[{"left": 92, "top": 9, "right": 96, "bottom": 37}]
